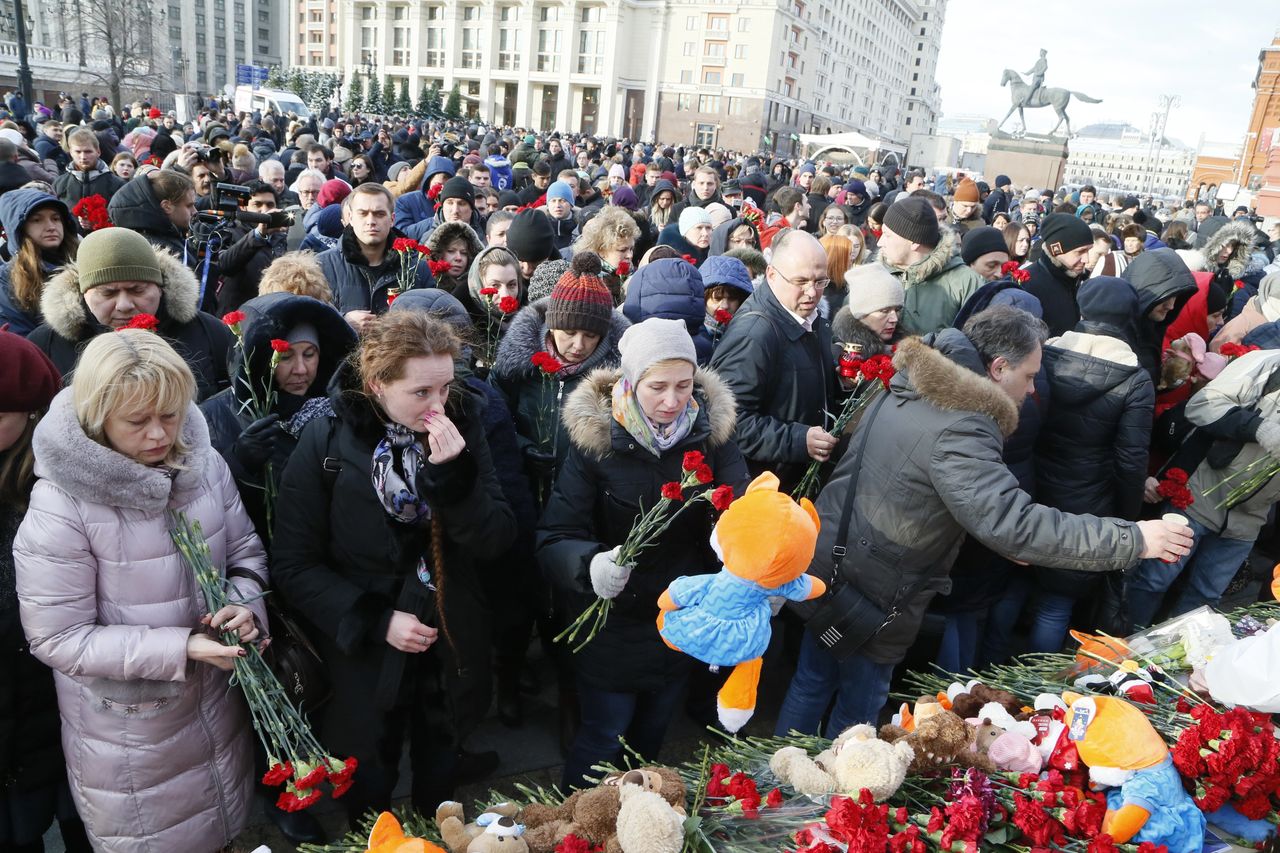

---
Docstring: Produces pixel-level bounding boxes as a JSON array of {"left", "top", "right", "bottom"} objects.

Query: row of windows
[
  {"left": 676, "top": 94, "right": 746, "bottom": 116},
  {"left": 360, "top": 4, "right": 602, "bottom": 22}
]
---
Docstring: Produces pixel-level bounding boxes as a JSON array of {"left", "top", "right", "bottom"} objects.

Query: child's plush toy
[
  {"left": 879, "top": 710, "right": 996, "bottom": 775},
  {"left": 615, "top": 769, "right": 686, "bottom": 853},
  {"left": 366, "top": 812, "right": 449, "bottom": 853},
  {"left": 946, "top": 680, "right": 1027, "bottom": 721},
  {"left": 1064, "top": 693, "right": 1206, "bottom": 853},
  {"left": 436, "top": 802, "right": 527, "bottom": 853},
  {"left": 769, "top": 723, "right": 915, "bottom": 801},
  {"left": 521, "top": 767, "right": 687, "bottom": 853},
  {"left": 657, "top": 472, "right": 825, "bottom": 732}
]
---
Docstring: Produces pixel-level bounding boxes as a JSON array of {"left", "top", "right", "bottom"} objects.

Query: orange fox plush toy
[{"left": 657, "top": 472, "right": 825, "bottom": 732}]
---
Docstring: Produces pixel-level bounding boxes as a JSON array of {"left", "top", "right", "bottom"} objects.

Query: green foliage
[
  {"left": 444, "top": 84, "right": 462, "bottom": 121},
  {"left": 345, "top": 74, "right": 363, "bottom": 113},
  {"left": 397, "top": 78, "right": 412, "bottom": 114}
]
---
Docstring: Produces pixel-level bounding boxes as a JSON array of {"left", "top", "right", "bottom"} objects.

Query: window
[
  {"left": 707, "top": 14, "right": 728, "bottom": 31},
  {"left": 703, "top": 69, "right": 721, "bottom": 84},
  {"left": 499, "top": 5, "right": 517, "bottom": 20},
  {"left": 461, "top": 26, "right": 480, "bottom": 67},
  {"left": 677, "top": 94, "right": 692, "bottom": 111},
  {"left": 195, "top": 11, "right": 205, "bottom": 26},
  {"left": 917, "top": 42, "right": 923, "bottom": 50},
  {"left": 914, "top": 57, "right": 920, "bottom": 66},
  {"left": 234, "top": 18, "right": 244, "bottom": 33},
  {"left": 393, "top": 5, "right": 406, "bottom": 19},
  {"left": 539, "top": 6, "right": 558, "bottom": 21},
  {"left": 698, "top": 95, "right": 720, "bottom": 112},
  {"left": 731, "top": 73, "right": 743, "bottom": 86},
  {"left": 196, "top": 32, "right": 206, "bottom": 45},
  {"left": 580, "top": 6, "right": 600, "bottom": 22},
  {"left": 393, "top": 26, "right": 411, "bottom": 64},
  {"left": 738, "top": 17, "right": 750, "bottom": 31},
  {"left": 905, "top": 117, "right": 912, "bottom": 125},
  {"left": 577, "top": 29, "right": 603, "bottom": 73},
  {"left": 705, "top": 42, "right": 725, "bottom": 58},
  {"left": 425, "top": 27, "right": 444, "bottom": 66},
  {"left": 727, "top": 97, "right": 743, "bottom": 115},
  {"left": 258, "top": 10, "right": 268, "bottom": 21},
  {"left": 695, "top": 123, "right": 715, "bottom": 147},
  {"left": 426, "top": 5, "right": 441, "bottom": 19},
  {"left": 463, "top": 6, "right": 477, "bottom": 20},
  {"left": 258, "top": 27, "right": 269, "bottom": 40},
  {"left": 683, "top": 41, "right": 694, "bottom": 56},
  {"left": 499, "top": 26, "right": 522, "bottom": 69},
  {"left": 912, "top": 72, "right": 918, "bottom": 81},
  {"left": 360, "top": 5, "right": 372, "bottom": 19},
  {"left": 536, "top": 29, "right": 561, "bottom": 71},
  {"left": 734, "top": 44, "right": 747, "bottom": 59},
  {"left": 680, "top": 70, "right": 691, "bottom": 83}
]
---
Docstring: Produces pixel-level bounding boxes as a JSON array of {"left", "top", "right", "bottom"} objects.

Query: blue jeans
[
  {"left": 1127, "top": 515, "right": 1254, "bottom": 627},
  {"left": 1025, "top": 591, "right": 1076, "bottom": 653},
  {"left": 774, "top": 629, "right": 895, "bottom": 738},
  {"left": 561, "top": 676, "right": 687, "bottom": 790},
  {"left": 982, "top": 576, "right": 1081, "bottom": 662},
  {"left": 937, "top": 611, "right": 981, "bottom": 674}
]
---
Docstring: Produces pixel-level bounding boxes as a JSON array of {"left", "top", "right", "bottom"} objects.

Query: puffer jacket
[
  {"left": 1182, "top": 349, "right": 1280, "bottom": 541},
  {"left": 26, "top": 245, "right": 234, "bottom": 401},
  {"left": 317, "top": 226, "right": 434, "bottom": 317},
  {"left": 52, "top": 160, "right": 125, "bottom": 208},
  {"left": 393, "top": 155, "right": 454, "bottom": 228},
  {"left": 798, "top": 331, "right": 1145, "bottom": 664},
  {"left": 106, "top": 173, "right": 189, "bottom": 261},
  {"left": 0, "top": 189, "right": 75, "bottom": 336},
  {"left": 882, "top": 228, "right": 982, "bottom": 336},
  {"left": 536, "top": 366, "right": 748, "bottom": 692},
  {"left": 1034, "top": 324, "right": 1153, "bottom": 597},
  {"left": 709, "top": 274, "right": 837, "bottom": 492},
  {"left": 1023, "top": 252, "right": 1086, "bottom": 337},
  {"left": 1121, "top": 248, "right": 1199, "bottom": 388},
  {"left": 490, "top": 299, "right": 629, "bottom": 469},
  {"left": 200, "top": 293, "right": 356, "bottom": 540},
  {"left": 14, "top": 391, "right": 267, "bottom": 853},
  {"left": 622, "top": 258, "right": 713, "bottom": 364},
  {"left": 1212, "top": 271, "right": 1280, "bottom": 354}
]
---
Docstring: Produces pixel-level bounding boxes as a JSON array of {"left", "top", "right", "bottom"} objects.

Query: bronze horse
[{"left": 998, "top": 69, "right": 1102, "bottom": 137}]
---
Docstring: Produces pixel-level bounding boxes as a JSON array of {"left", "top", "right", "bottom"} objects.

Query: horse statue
[{"left": 998, "top": 69, "right": 1102, "bottom": 138}]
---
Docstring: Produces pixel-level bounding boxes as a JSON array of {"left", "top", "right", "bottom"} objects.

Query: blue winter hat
[
  {"left": 843, "top": 179, "right": 867, "bottom": 198},
  {"left": 699, "top": 255, "right": 754, "bottom": 297},
  {"left": 798, "top": 163, "right": 816, "bottom": 175},
  {"left": 547, "top": 180, "right": 575, "bottom": 206}
]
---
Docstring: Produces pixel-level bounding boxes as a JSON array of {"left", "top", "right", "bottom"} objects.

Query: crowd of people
[{"left": 2, "top": 93, "right": 1280, "bottom": 853}]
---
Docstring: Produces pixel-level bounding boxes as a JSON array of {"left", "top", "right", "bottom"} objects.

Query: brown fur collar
[
  {"left": 39, "top": 245, "right": 199, "bottom": 340},
  {"left": 563, "top": 366, "right": 737, "bottom": 458},
  {"left": 893, "top": 336, "right": 1019, "bottom": 437}
]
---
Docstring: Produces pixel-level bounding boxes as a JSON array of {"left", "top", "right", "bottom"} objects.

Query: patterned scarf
[
  {"left": 279, "top": 396, "right": 334, "bottom": 437},
  {"left": 611, "top": 377, "right": 699, "bottom": 458},
  {"left": 544, "top": 331, "right": 592, "bottom": 378},
  {"left": 372, "top": 422, "right": 435, "bottom": 588}
]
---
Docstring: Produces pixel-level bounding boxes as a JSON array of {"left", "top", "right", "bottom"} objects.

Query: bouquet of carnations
[
  {"left": 388, "top": 237, "right": 431, "bottom": 305},
  {"left": 72, "top": 193, "right": 112, "bottom": 231},
  {"left": 1170, "top": 704, "right": 1280, "bottom": 820}
]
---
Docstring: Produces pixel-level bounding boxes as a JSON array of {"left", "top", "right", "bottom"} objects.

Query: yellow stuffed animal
[{"left": 657, "top": 472, "right": 825, "bottom": 732}]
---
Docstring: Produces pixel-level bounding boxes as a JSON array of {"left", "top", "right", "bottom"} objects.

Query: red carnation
[
  {"left": 710, "top": 484, "right": 734, "bottom": 511},
  {"left": 1088, "top": 836, "right": 1119, "bottom": 853},
  {"left": 682, "top": 450, "right": 705, "bottom": 471},
  {"left": 616, "top": 260, "right": 631, "bottom": 277},
  {"left": 270, "top": 339, "right": 291, "bottom": 354},
  {"left": 392, "top": 237, "right": 416, "bottom": 253},
  {"left": 714, "top": 308, "right": 733, "bottom": 325},
  {"left": 680, "top": 253, "right": 697, "bottom": 265},
  {"left": 325, "top": 755, "right": 358, "bottom": 786},
  {"left": 1011, "top": 268, "right": 1030, "bottom": 283},
  {"left": 221, "top": 310, "right": 246, "bottom": 328},
  {"left": 330, "top": 777, "right": 353, "bottom": 799},
  {"left": 661, "top": 482, "right": 684, "bottom": 501},
  {"left": 277, "top": 783, "right": 322, "bottom": 812},
  {"left": 498, "top": 295, "right": 519, "bottom": 314},
  {"left": 1220, "top": 342, "right": 1260, "bottom": 359},
  {"left": 118, "top": 313, "right": 159, "bottom": 332},
  {"left": 1001, "top": 260, "right": 1020, "bottom": 275},
  {"left": 293, "top": 761, "right": 327, "bottom": 790},
  {"left": 694, "top": 463, "right": 713, "bottom": 484},
  {"left": 766, "top": 787, "right": 783, "bottom": 808},
  {"left": 428, "top": 259, "right": 452, "bottom": 277},
  {"left": 555, "top": 835, "right": 603, "bottom": 853},
  {"left": 261, "top": 761, "right": 293, "bottom": 786},
  {"left": 427, "top": 183, "right": 443, "bottom": 200},
  {"left": 480, "top": 286, "right": 499, "bottom": 296}
]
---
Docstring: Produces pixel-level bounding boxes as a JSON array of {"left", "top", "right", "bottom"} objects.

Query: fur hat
[
  {"left": 844, "top": 265, "right": 905, "bottom": 319},
  {"left": 547, "top": 253, "right": 613, "bottom": 336}
]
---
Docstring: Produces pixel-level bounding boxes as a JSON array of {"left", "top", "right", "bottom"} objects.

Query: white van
[{"left": 233, "top": 86, "right": 311, "bottom": 119}]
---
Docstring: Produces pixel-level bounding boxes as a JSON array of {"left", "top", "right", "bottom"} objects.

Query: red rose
[
  {"left": 710, "top": 484, "right": 734, "bottom": 511},
  {"left": 261, "top": 761, "right": 293, "bottom": 786},
  {"left": 714, "top": 308, "right": 734, "bottom": 325},
  {"left": 480, "top": 286, "right": 499, "bottom": 296},
  {"left": 221, "top": 310, "right": 246, "bottom": 328},
  {"left": 661, "top": 482, "right": 684, "bottom": 501},
  {"left": 616, "top": 261, "right": 631, "bottom": 277},
  {"left": 498, "top": 295, "right": 519, "bottom": 314},
  {"left": 694, "top": 463, "right": 713, "bottom": 484},
  {"left": 270, "top": 339, "right": 291, "bottom": 354},
  {"left": 118, "top": 313, "right": 159, "bottom": 332},
  {"left": 682, "top": 451, "right": 705, "bottom": 471}
]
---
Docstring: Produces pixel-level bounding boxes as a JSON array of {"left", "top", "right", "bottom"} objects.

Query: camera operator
[
  {"left": 107, "top": 169, "right": 196, "bottom": 262},
  {"left": 215, "top": 180, "right": 289, "bottom": 314},
  {"left": 168, "top": 142, "right": 222, "bottom": 207}
]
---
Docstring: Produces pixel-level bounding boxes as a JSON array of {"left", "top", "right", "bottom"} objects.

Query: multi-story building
[
  {"left": 1240, "top": 30, "right": 1280, "bottom": 193},
  {"left": 298, "top": 0, "right": 944, "bottom": 154},
  {"left": 164, "top": 0, "right": 286, "bottom": 113},
  {"left": 0, "top": 0, "right": 111, "bottom": 105},
  {"left": 1064, "top": 122, "right": 1196, "bottom": 201}
]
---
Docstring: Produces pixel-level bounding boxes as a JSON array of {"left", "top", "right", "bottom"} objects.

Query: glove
[
  {"left": 524, "top": 446, "right": 556, "bottom": 479},
  {"left": 1258, "top": 419, "right": 1280, "bottom": 458},
  {"left": 230, "top": 414, "right": 283, "bottom": 472},
  {"left": 589, "top": 546, "right": 632, "bottom": 600}
]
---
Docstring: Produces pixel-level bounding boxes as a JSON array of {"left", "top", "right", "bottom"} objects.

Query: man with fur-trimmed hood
[
  {"left": 26, "top": 228, "right": 234, "bottom": 401},
  {"left": 1195, "top": 217, "right": 1258, "bottom": 303}
]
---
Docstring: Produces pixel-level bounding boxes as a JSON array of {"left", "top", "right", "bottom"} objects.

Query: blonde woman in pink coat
[{"left": 14, "top": 330, "right": 268, "bottom": 853}]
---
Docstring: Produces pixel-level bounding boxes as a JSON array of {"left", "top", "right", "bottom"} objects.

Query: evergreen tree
[
  {"left": 286, "top": 68, "right": 305, "bottom": 97},
  {"left": 416, "top": 81, "right": 432, "bottom": 117},
  {"left": 265, "top": 65, "right": 285, "bottom": 88},
  {"left": 345, "top": 74, "right": 363, "bottom": 113},
  {"left": 444, "top": 84, "right": 462, "bottom": 121},
  {"left": 427, "top": 82, "right": 442, "bottom": 118},
  {"left": 381, "top": 77, "right": 396, "bottom": 114},
  {"left": 397, "top": 78, "right": 412, "bottom": 114},
  {"left": 364, "top": 69, "right": 383, "bottom": 114}
]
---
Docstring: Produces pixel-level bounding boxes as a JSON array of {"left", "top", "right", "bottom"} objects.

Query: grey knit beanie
[
  {"left": 528, "top": 258, "right": 571, "bottom": 302},
  {"left": 619, "top": 317, "right": 697, "bottom": 385},
  {"left": 843, "top": 265, "right": 905, "bottom": 320}
]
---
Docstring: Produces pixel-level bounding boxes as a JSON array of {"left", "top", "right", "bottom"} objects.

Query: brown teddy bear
[
  {"left": 521, "top": 767, "right": 687, "bottom": 853},
  {"left": 879, "top": 709, "right": 996, "bottom": 775},
  {"left": 436, "top": 802, "right": 526, "bottom": 853},
  {"left": 947, "top": 681, "right": 1026, "bottom": 721}
]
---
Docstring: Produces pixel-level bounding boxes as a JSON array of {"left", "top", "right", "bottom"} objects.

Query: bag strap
[
  {"left": 830, "top": 390, "right": 889, "bottom": 575},
  {"left": 320, "top": 415, "right": 341, "bottom": 492}
]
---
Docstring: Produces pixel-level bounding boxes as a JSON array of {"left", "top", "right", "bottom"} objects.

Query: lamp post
[
  {"left": 12, "top": 0, "right": 32, "bottom": 109},
  {"left": 1148, "top": 94, "right": 1180, "bottom": 197}
]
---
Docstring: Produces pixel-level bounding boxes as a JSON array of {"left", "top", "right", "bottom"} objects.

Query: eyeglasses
[{"left": 772, "top": 268, "right": 829, "bottom": 292}]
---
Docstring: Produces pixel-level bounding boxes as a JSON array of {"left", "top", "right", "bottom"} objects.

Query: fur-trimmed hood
[
  {"left": 38, "top": 244, "right": 200, "bottom": 341},
  {"left": 425, "top": 219, "right": 484, "bottom": 259},
  {"left": 1197, "top": 219, "right": 1258, "bottom": 279},
  {"left": 892, "top": 331, "right": 1019, "bottom": 437},
  {"left": 491, "top": 297, "right": 630, "bottom": 381},
  {"left": 562, "top": 365, "right": 737, "bottom": 459},
  {"left": 884, "top": 227, "right": 963, "bottom": 287},
  {"left": 31, "top": 387, "right": 211, "bottom": 513}
]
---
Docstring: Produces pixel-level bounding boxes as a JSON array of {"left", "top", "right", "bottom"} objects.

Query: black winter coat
[
  {"left": 317, "top": 226, "right": 434, "bottom": 317},
  {"left": 215, "top": 224, "right": 288, "bottom": 315},
  {"left": 271, "top": 363, "right": 515, "bottom": 716},
  {"left": 105, "top": 173, "right": 189, "bottom": 261},
  {"left": 200, "top": 293, "right": 356, "bottom": 541},
  {"left": 1023, "top": 254, "right": 1084, "bottom": 337},
  {"left": 53, "top": 162, "right": 124, "bottom": 209},
  {"left": 1032, "top": 330, "right": 1153, "bottom": 597},
  {"left": 536, "top": 367, "right": 748, "bottom": 692},
  {"left": 1121, "top": 248, "right": 1199, "bottom": 389},
  {"left": 709, "top": 279, "right": 837, "bottom": 492}
]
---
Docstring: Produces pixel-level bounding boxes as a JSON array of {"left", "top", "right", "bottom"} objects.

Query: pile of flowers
[
  {"left": 791, "top": 791, "right": 925, "bottom": 853},
  {"left": 1171, "top": 704, "right": 1280, "bottom": 818}
]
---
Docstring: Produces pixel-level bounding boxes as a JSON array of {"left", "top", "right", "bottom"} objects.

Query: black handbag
[{"left": 800, "top": 393, "right": 927, "bottom": 661}]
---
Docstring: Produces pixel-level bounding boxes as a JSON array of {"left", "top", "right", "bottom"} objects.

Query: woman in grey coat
[{"left": 14, "top": 331, "right": 268, "bottom": 853}]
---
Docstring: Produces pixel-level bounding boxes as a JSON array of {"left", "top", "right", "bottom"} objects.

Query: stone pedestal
[{"left": 985, "top": 132, "right": 1069, "bottom": 190}]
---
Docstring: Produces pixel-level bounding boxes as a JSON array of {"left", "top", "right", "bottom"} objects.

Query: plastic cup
[{"left": 1160, "top": 513, "right": 1190, "bottom": 563}]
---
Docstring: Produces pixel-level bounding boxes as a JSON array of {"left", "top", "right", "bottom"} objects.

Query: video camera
[{"left": 195, "top": 182, "right": 295, "bottom": 229}]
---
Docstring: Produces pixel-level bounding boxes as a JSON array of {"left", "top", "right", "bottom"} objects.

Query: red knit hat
[
  {"left": 147, "top": 107, "right": 162, "bottom": 119},
  {"left": 0, "top": 329, "right": 61, "bottom": 412},
  {"left": 547, "top": 252, "right": 614, "bottom": 336}
]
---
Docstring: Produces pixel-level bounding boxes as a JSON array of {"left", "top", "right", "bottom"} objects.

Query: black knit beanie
[{"left": 883, "top": 196, "right": 941, "bottom": 247}]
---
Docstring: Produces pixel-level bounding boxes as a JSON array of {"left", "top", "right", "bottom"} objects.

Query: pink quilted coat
[{"left": 14, "top": 389, "right": 268, "bottom": 853}]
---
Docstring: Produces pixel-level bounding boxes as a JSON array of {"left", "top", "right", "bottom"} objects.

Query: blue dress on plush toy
[
  {"left": 659, "top": 571, "right": 818, "bottom": 666},
  {"left": 1106, "top": 756, "right": 1206, "bottom": 853}
]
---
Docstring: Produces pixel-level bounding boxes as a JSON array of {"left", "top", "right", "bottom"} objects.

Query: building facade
[
  {"left": 1063, "top": 122, "right": 1195, "bottom": 201},
  {"left": 164, "top": 0, "right": 286, "bottom": 114},
  {"left": 295, "top": 0, "right": 944, "bottom": 153},
  {"left": 0, "top": 0, "right": 110, "bottom": 106},
  {"left": 1240, "top": 30, "right": 1280, "bottom": 193}
]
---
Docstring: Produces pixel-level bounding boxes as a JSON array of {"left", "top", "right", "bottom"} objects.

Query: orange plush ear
[
  {"left": 799, "top": 497, "right": 820, "bottom": 535},
  {"left": 368, "top": 813, "right": 404, "bottom": 851},
  {"left": 746, "top": 472, "right": 782, "bottom": 494}
]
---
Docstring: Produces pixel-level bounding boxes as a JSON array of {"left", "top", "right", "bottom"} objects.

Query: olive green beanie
[{"left": 76, "top": 228, "right": 164, "bottom": 292}]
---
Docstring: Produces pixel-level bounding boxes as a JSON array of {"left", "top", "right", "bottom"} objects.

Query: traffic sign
[{"left": 235, "top": 64, "right": 270, "bottom": 88}]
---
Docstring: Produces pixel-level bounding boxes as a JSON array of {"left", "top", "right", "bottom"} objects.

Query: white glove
[
  {"left": 768, "top": 595, "right": 786, "bottom": 617},
  {"left": 589, "top": 546, "right": 632, "bottom": 599},
  {"left": 1258, "top": 419, "right": 1280, "bottom": 458}
]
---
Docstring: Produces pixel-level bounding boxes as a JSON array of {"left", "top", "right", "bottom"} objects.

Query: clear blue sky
[{"left": 936, "top": 1, "right": 1278, "bottom": 146}]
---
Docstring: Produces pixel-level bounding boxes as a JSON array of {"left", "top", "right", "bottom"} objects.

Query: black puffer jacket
[
  {"left": 1122, "top": 248, "right": 1199, "bottom": 388},
  {"left": 709, "top": 278, "right": 837, "bottom": 492},
  {"left": 200, "top": 293, "right": 356, "bottom": 540},
  {"left": 214, "top": 223, "right": 288, "bottom": 315},
  {"left": 106, "top": 173, "right": 189, "bottom": 261},
  {"left": 1033, "top": 278, "right": 1153, "bottom": 597},
  {"left": 536, "top": 366, "right": 748, "bottom": 692},
  {"left": 271, "top": 361, "right": 515, "bottom": 714},
  {"left": 317, "top": 226, "right": 435, "bottom": 317}
]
